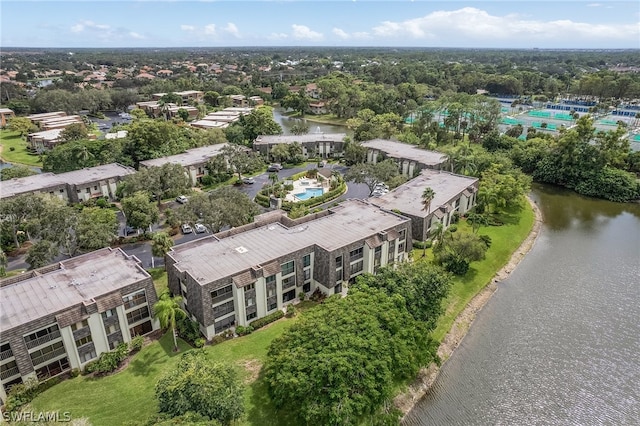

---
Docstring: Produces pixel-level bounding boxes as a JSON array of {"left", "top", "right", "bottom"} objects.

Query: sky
[{"left": 1, "top": 1, "right": 639, "bottom": 49}]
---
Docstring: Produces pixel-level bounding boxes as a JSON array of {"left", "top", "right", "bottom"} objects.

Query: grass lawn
[
  {"left": 0, "top": 130, "right": 43, "bottom": 167},
  {"left": 31, "top": 317, "right": 299, "bottom": 426},
  {"left": 424, "top": 199, "right": 535, "bottom": 343},
  {"left": 147, "top": 268, "right": 168, "bottom": 295}
]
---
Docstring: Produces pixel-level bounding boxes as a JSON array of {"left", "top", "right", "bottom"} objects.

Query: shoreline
[{"left": 394, "top": 196, "right": 543, "bottom": 418}]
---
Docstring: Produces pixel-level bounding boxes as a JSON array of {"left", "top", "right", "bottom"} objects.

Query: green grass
[
  {"left": 0, "top": 130, "right": 43, "bottom": 167},
  {"left": 31, "top": 317, "right": 299, "bottom": 426},
  {"left": 426, "top": 200, "right": 535, "bottom": 343}
]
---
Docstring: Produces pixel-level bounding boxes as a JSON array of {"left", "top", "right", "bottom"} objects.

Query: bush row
[
  {"left": 5, "top": 377, "right": 61, "bottom": 414},
  {"left": 84, "top": 336, "right": 144, "bottom": 375},
  {"left": 249, "top": 310, "right": 284, "bottom": 330}
]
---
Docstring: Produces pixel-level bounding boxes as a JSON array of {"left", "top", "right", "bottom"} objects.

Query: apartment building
[
  {"left": 139, "top": 144, "right": 229, "bottom": 186},
  {"left": 361, "top": 139, "right": 447, "bottom": 177},
  {"left": 370, "top": 169, "right": 479, "bottom": 241},
  {"left": 253, "top": 133, "right": 347, "bottom": 160},
  {"left": 151, "top": 90, "right": 204, "bottom": 104},
  {"left": 0, "top": 163, "right": 135, "bottom": 202},
  {"left": 0, "top": 248, "right": 159, "bottom": 402},
  {"left": 165, "top": 200, "right": 411, "bottom": 339},
  {"left": 0, "top": 108, "right": 15, "bottom": 127}
]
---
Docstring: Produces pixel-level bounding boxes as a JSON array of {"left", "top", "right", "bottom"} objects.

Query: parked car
[
  {"left": 176, "top": 195, "right": 188, "bottom": 204},
  {"left": 267, "top": 163, "right": 283, "bottom": 172},
  {"left": 194, "top": 223, "right": 207, "bottom": 234},
  {"left": 242, "top": 176, "right": 255, "bottom": 184},
  {"left": 181, "top": 224, "right": 193, "bottom": 234},
  {"left": 123, "top": 226, "right": 138, "bottom": 236}
]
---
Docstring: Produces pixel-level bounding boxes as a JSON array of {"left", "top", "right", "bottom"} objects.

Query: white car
[
  {"left": 181, "top": 224, "right": 193, "bottom": 234},
  {"left": 176, "top": 195, "right": 188, "bottom": 204},
  {"left": 194, "top": 223, "right": 207, "bottom": 234}
]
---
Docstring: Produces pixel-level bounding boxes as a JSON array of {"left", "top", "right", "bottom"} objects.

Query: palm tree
[
  {"left": 76, "top": 145, "right": 94, "bottom": 163},
  {"left": 422, "top": 187, "right": 435, "bottom": 213},
  {"left": 268, "top": 172, "right": 279, "bottom": 196},
  {"left": 153, "top": 292, "right": 186, "bottom": 352},
  {"left": 151, "top": 231, "right": 174, "bottom": 269}
]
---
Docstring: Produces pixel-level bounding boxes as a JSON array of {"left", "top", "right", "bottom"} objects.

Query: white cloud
[
  {"left": 268, "top": 32, "right": 288, "bottom": 40},
  {"left": 223, "top": 22, "right": 240, "bottom": 38},
  {"left": 204, "top": 24, "right": 216, "bottom": 35},
  {"left": 370, "top": 7, "right": 639, "bottom": 43},
  {"left": 180, "top": 25, "right": 196, "bottom": 32},
  {"left": 332, "top": 28, "right": 350, "bottom": 39},
  {"left": 291, "top": 24, "right": 323, "bottom": 41},
  {"left": 129, "top": 32, "right": 145, "bottom": 40},
  {"left": 70, "top": 20, "right": 110, "bottom": 33}
]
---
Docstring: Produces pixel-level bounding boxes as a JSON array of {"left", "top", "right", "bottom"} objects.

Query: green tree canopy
[
  {"left": 345, "top": 159, "right": 399, "bottom": 196},
  {"left": 155, "top": 350, "right": 244, "bottom": 425},
  {"left": 434, "top": 231, "right": 489, "bottom": 275},
  {"left": 77, "top": 207, "right": 118, "bottom": 252},
  {"left": 0, "top": 165, "right": 37, "bottom": 181},
  {"left": 121, "top": 191, "right": 160, "bottom": 231}
]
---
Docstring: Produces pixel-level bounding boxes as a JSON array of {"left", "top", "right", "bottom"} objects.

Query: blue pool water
[{"left": 294, "top": 188, "right": 324, "bottom": 200}]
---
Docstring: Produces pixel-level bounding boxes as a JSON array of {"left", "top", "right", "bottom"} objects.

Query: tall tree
[
  {"left": 121, "top": 191, "right": 160, "bottom": 232},
  {"left": 151, "top": 232, "right": 174, "bottom": 269},
  {"left": 422, "top": 187, "right": 435, "bottom": 212},
  {"left": 153, "top": 291, "right": 186, "bottom": 351},
  {"left": 76, "top": 207, "right": 118, "bottom": 252},
  {"left": 7, "top": 117, "right": 36, "bottom": 139},
  {"left": 220, "top": 144, "right": 264, "bottom": 181},
  {"left": 345, "top": 159, "right": 399, "bottom": 196}
]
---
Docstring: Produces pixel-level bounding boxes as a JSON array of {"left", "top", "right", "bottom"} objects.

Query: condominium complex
[
  {"left": 166, "top": 200, "right": 411, "bottom": 339},
  {"left": 361, "top": 139, "right": 447, "bottom": 176},
  {"left": 0, "top": 248, "right": 159, "bottom": 401},
  {"left": 370, "top": 169, "right": 479, "bottom": 241},
  {"left": 0, "top": 163, "right": 135, "bottom": 202},
  {"left": 253, "top": 133, "right": 347, "bottom": 160}
]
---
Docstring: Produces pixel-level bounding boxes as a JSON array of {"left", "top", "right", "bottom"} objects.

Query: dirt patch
[
  {"left": 395, "top": 197, "right": 543, "bottom": 418},
  {"left": 239, "top": 359, "right": 262, "bottom": 384}
]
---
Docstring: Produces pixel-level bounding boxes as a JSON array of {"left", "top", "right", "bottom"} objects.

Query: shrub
[
  {"left": 9, "top": 146, "right": 15, "bottom": 151},
  {"left": 478, "top": 234, "right": 492, "bottom": 248},
  {"left": 451, "top": 212, "right": 460, "bottom": 224},
  {"left": 310, "top": 288, "right": 327, "bottom": 303},
  {"left": 236, "top": 325, "right": 254, "bottom": 336},
  {"left": 299, "top": 291, "right": 306, "bottom": 301},
  {"left": 447, "top": 224, "right": 458, "bottom": 233},
  {"left": 96, "top": 197, "right": 109, "bottom": 209},
  {"left": 286, "top": 304, "right": 297, "bottom": 318},
  {"left": 177, "top": 317, "right": 202, "bottom": 345},
  {"left": 5, "top": 377, "right": 61, "bottom": 414},
  {"left": 249, "top": 310, "right": 284, "bottom": 330},
  {"left": 222, "top": 330, "right": 234, "bottom": 340},
  {"left": 129, "top": 335, "right": 145, "bottom": 352},
  {"left": 88, "top": 343, "right": 129, "bottom": 375},
  {"left": 70, "top": 368, "right": 81, "bottom": 378},
  {"left": 194, "top": 338, "right": 206, "bottom": 348},
  {"left": 211, "top": 335, "right": 225, "bottom": 345},
  {"left": 412, "top": 240, "right": 432, "bottom": 249}
]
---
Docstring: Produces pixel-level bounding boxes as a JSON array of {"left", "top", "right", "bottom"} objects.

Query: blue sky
[{"left": 2, "top": 1, "right": 639, "bottom": 49}]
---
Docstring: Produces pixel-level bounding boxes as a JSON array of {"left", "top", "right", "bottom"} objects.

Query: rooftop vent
[{"left": 235, "top": 246, "right": 248, "bottom": 254}]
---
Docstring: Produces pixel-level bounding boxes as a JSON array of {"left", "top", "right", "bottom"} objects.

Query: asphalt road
[{"left": 6, "top": 163, "right": 371, "bottom": 272}]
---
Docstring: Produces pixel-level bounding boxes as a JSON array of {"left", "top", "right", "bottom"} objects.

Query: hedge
[
  {"left": 249, "top": 310, "right": 284, "bottom": 330},
  {"left": 281, "top": 182, "right": 346, "bottom": 212}
]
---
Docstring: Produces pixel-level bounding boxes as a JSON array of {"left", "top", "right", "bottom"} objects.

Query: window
[
  {"left": 50, "top": 191, "right": 55, "bottom": 195},
  {"left": 123, "top": 290, "right": 147, "bottom": 310},
  {"left": 267, "top": 286, "right": 276, "bottom": 298},
  {"left": 59, "top": 189, "right": 64, "bottom": 193},
  {"left": 335, "top": 269, "right": 343, "bottom": 283},
  {"left": 335, "top": 255, "right": 343, "bottom": 268},
  {"left": 71, "top": 319, "right": 89, "bottom": 331},
  {"left": 398, "top": 241, "right": 405, "bottom": 253},
  {"left": 281, "top": 260, "right": 294, "bottom": 276},
  {"left": 246, "top": 297, "right": 255, "bottom": 307},
  {"left": 265, "top": 275, "right": 276, "bottom": 285},
  {"left": 214, "top": 316, "right": 235, "bottom": 333},
  {"left": 399, "top": 229, "right": 406, "bottom": 240},
  {"left": 85, "top": 188, "right": 90, "bottom": 193},
  {"left": 350, "top": 260, "right": 363, "bottom": 276},
  {"left": 109, "top": 340, "right": 121, "bottom": 350},
  {"left": 303, "top": 282, "right": 311, "bottom": 293},
  {"left": 246, "top": 312, "right": 257, "bottom": 321},
  {"left": 213, "top": 300, "right": 234, "bottom": 318},
  {"left": 80, "top": 350, "right": 97, "bottom": 363},
  {"left": 211, "top": 285, "right": 233, "bottom": 303},
  {"left": 101, "top": 309, "right": 116, "bottom": 319},
  {"left": 268, "top": 302, "right": 278, "bottom": 311},
  {"left": 29, "top": 341, "right": 65, "bottom": 367},
  {"left": 349, "top": 247, "right": 363, "bottom": 261},
  {"left": 282, "top": 275, "right": 296, "bottom": 290},
  {"left": 388, "top": 241, "right": 396, "bottom": 261},
  {"left": 24, "top": 325, "right": 60, "bottom": 349},
  {"left": 75, "top": 335, "right": 92, "bottom": 348},
  {"left": 93, "top": 186, "right": 98, "bottom": 191},
  {"left": 35, "top": 357, "right": 69, "bottom": 380},
  {"left": 129, "top": 320, "right": 152, "bottom": 338},
  {"left": 126, "top": 306, "right": 150, "bottom": 325},
  {"left": 282, "top": 289, "right": 296, "bottom": 303},
  {"left": 303, "top": 254, "right": 311, "bottom": 267},
  {"left": 106, "top": 323, "right": 120, "bottom": 335},
  {"left": 245, "top": 283, "right": 255, "bottom": 291},
  {"left": 303, "top": 268, "right": 311, "bottom": 281}
]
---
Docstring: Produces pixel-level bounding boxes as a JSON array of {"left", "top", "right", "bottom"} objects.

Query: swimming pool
[{"left": 294, "top": 187, "right": 324, "bottom": 201}]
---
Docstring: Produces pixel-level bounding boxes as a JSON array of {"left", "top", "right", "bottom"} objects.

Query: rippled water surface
[{"left": 405, "top": 185, "right": 640, "bottom": 425}]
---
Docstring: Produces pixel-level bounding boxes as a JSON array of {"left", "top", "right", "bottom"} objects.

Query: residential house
[
  {"left": 0, "top": 248, "right": 159, "bottom": 402},
  {"left": 0, "top": 108, "right": 15, "bottom": 127},
  {"left": 27, "top": 129, "right": 64, "bottom": 152},
  {"left": 370, "top": 169, "right": 479, "bottom": 241},
  {"left": 254, "top": 133, "right": 347, "bottom": 159},
  {"left": 0, "top": 163, "right": 135, "bottom": 202},
  {"left": 165, "top": 200, "right": 411, "bottom": 339},
  {"left": 139, "top": 144, "right": 229, "bottom": 186},
  {"left": 309, "top": 101, "right": 327, "bottom": 115},
  {"left": 361, "top": 139, "right": 447, "bottom": 177}
]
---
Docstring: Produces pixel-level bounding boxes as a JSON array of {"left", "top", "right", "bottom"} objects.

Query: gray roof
[
  {"left": 254, "top": 133, "right": 347, "bottom": 146},
  {"left": 139, "top": 144, "right": 228, "bottom": 168},
  {"left": 361, "top": 139, "right": 447, "bottom": 166},
  {"left": 168, "top": 199, "right": 408, "bottom": 285},
  {"left": 0, "top": 248, "right": 150, "bottom": 331},
  {"left": 1, "top": 163, "right": 134, "bottom": 199},
  {"left": 370, "top": 169, "right": 478, "bottom": 218}
]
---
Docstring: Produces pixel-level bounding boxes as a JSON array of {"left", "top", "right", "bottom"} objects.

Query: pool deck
[{"left": 285, "top": 177, "right": 328, "bottom": 202}]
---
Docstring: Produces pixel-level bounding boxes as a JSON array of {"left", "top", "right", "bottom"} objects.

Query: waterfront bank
[{"left": 395, "top": 197, "right": 542, "bottom": 417}]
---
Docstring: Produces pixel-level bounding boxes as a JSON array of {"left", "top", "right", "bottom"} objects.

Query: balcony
[
  {"left": 25, "top": 330, "right": 62, "bottom": 350},
  {"left": 0, "top": 365, "right": 20, "bottom": 380},
  {"left": 1, "top": 347, "right": 14, "bottom": 361},
  {"left": 30, "top": 346, "right": 66, "bottom": 367}
]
